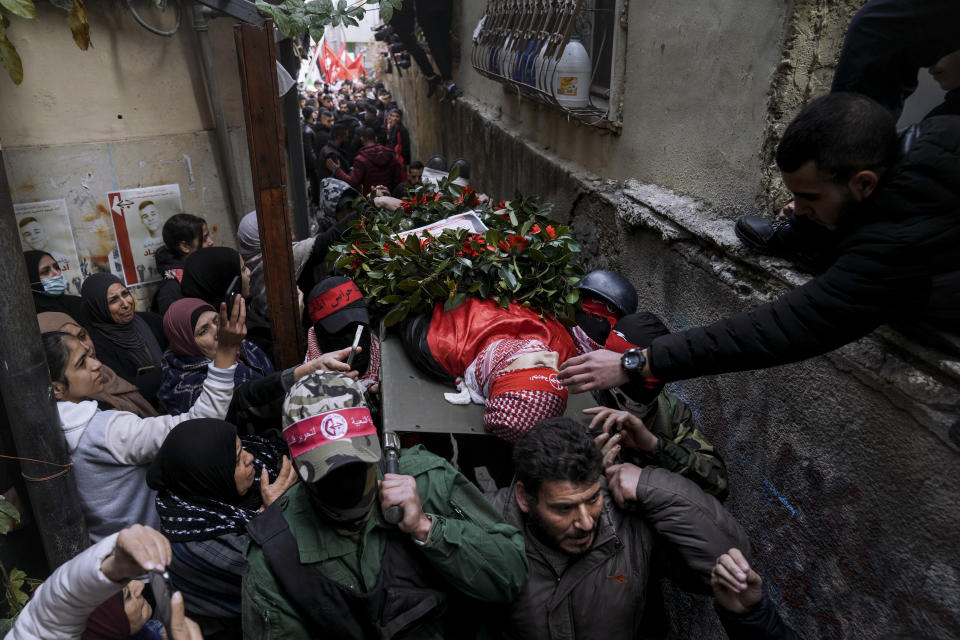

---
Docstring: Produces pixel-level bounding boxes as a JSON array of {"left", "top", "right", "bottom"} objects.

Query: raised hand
[
  {"left": 712, "top": 548, "right": 763, "bottom": 614},
  {"left": 100, "top": 524, "right": 172, "bottom": 582},
  {"left": 584, "top": 407, "right": 658, "bottom": 452}
]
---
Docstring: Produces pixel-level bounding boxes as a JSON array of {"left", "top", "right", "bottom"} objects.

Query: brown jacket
[{"left": 489, "top": 467, "right": 750, "bottom": 640}]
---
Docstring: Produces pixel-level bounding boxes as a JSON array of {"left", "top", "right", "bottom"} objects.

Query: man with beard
[
  {"left": 241, "top": 372, "right": 529, "bottom": 639},
  {"left": 559, "top": 91, "right": 960, "bottom": 390},
  {"left": 487, "top": 418, "right": 749, "bottom": 639}
]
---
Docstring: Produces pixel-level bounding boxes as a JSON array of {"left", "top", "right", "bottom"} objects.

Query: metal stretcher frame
[{"left": 380, "top": 332, "right": 597, "bottom": 435}]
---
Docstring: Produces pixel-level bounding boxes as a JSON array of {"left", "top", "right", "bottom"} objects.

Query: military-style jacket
[
  {"left": 622, "top": 391, "right": 729, "bottom": 500},
  {"left": 241, "top": 446, "right": 529, "bottom": 639},
  {"left": 489, "top": 467, "right": 750, "bottom": 640}
]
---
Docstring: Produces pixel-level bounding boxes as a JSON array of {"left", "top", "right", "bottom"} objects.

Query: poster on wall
[
  {"left": 14, "top": 199, "right": 85, "bottom": 296},
  {"left": 106, "top": 184, "right": 182, "bottom": 286}
]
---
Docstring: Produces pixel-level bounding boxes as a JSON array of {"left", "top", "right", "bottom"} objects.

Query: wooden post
[
  {"left": 0, "top": 145, "right": 89, "bottom": 568},
  {"left": 234, "top": 20, "right": 304, "bottom": 368}
]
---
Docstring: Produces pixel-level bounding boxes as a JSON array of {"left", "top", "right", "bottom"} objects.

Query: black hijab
[
  {"left": 180, "top": 247, "right": 242, "bottom": 308},
  {"left": 147, "top": 419, "right": 242, "bottom": 504},
  {"left": 147, "top": 419, "right": 288, "bottom": 541},
  {"left": 81, "top": 272, "right": 163, "bottom": 369},
  {"left": 25, "top": 250, "right": 88, "bottom": 319}
]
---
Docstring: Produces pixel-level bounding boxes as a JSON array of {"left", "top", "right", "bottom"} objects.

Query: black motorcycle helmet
[
  {"left": 425, "top": 155, "right": 447, "bottom": 171},
  {"left": 576, "top": 270, "right": 638, "bottom": 317},
  {"left": 448, "top": 158, "right": 470, "bottom": 180}
]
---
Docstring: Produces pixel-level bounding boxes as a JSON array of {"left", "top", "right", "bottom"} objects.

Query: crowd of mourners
[{"left": 5, "top": 0, "right": 960, "bottom": 638}]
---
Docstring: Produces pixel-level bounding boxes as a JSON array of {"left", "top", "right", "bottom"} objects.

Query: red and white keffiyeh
[
  {"left": 482, "top": 366, "right": 568, "bottom": 441},
  {"left": 304, "top": 326, "right": 381, "bottom": 392},
  {"left": 462, "top": 339, "right": 551, "bottom": 404}
]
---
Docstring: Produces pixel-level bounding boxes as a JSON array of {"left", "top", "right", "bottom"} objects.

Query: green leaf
[
  {"left": 383, "top": 305, "right": 408, "bottom": 327},
  {"left": 0, "top": 33, "right": 22, "bottom": 85},
  {"left": 519, "top": 218, "right": 534, "bottom": 236},
  {"left": 508, "top": 210, "right": 518, "bottom": 227},
  {"left": 366, "top": 270, "right": 384, "bottom": 279},
  {"left": 49, "top": 0, "right": 71, "bottom": 10},
  {"left": 444, "top": 291, "right": 467, "bottom": 311},
  {"left": 397, "top": 278, "right": 420, "bottom": 291},
  {"left": 565, "top": 290, "right": 581, "bottom": 304},
  {"left": 0, "top": 0, "right": 35, "bottom": 19}
]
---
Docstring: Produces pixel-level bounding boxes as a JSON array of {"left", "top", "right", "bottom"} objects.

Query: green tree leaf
[
  {"left": 0, "top": 33, "right": 23, "bottom": 85},
  {"left": 0, "top": 0, "right": 35, "bottom": 20},
  {"left": 383, "top": 304, "right": 408, "bottom": 327}
]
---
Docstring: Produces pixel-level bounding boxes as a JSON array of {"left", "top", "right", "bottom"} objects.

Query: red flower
[
  {"left": 349, "top": 257, "right": 361, "bottom": 272},
  {"left": 498, "top": 239, "right": 511, "bottom": 252},
  {"left": 508, "top": 234, "right": 529, "bottom": 250},
  {"left": 530, "top": 224, "right": 542, "bottom": 235},
  {"left": 545, "top": 225, "right": 556, "bottom": 239},
  {"left": 382, "top": 242, "right": 391, "bottom": 254}
]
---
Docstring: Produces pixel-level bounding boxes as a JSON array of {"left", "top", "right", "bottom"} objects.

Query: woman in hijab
[
  {"left": 159, "top": 298, "right": 275, "bottom": 414},
  {"left": 236, "top": 211, "right": 316, "bottom": 323},
  {"left": 160, "top": 298, "right": 360, "bottom": 433},
  {"left": 146, "top": 419, "right": 296, "bottom": 636},
  {"left": 81, "top": 273, "right": 167, "bottom": 404},
  {"left": 24, "top": 250, "right": 87, "bottom": 321},
  {"left": 37, "top": 312, "right": 156, "bottom": 418},
  {"left": 82, "top": 583, "right": 163, "bottom": 640},
  {"left": 179, "top": 246, "right": 276, "bottom": 362}
]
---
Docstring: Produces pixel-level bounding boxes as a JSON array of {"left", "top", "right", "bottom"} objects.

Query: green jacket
[
  {"left": 622, "top": 392, "right": 729, "bottom": 500},
  {"left": 241, "top": 446, "right": 529, "bottom": 639}
]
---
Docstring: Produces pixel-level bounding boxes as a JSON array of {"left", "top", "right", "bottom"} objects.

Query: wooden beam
[{"left": 234, "top": 20, "right": 304, "bottom": 368}]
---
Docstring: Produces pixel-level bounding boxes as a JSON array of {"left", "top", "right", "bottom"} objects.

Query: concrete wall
[
  {"left": 0, "top": 2, "right": 254, "bottom": 305},
  {"left": 434, "top": 0, "right": 862, "bottom": 219},
  {"left": 391, "top": 0, "right": 960, "bottom": 637}
]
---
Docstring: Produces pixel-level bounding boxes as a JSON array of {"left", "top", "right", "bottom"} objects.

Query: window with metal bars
[{"left": 471, "top": 0, "right": 625, "bottom": 133}]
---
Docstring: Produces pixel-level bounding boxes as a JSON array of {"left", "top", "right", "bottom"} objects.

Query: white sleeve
[
  {"left": 104, "top": 363, "right": 237, "bottom": 466},
  {"left": 6, "top": 534, "right": 120, "bottom": 640}
]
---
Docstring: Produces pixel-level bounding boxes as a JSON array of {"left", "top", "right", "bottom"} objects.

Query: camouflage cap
[{"left": 282, "top": 371, "right": 380, "bottom": 483}]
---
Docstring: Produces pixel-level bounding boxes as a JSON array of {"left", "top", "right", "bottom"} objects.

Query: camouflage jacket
[{"left": 621, "top": 392, "right": 729, "bottom": 500}]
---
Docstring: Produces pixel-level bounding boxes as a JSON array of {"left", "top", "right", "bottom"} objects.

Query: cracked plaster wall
[
  {"left": 0, "top": 2, "right": 252, "bottom": 295},
  {"left": 392, "top": 0, "right": 960, "bottom": 637}
]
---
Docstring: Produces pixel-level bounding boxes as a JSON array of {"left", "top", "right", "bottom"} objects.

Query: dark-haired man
[
  {"left": 559, "top": 92, "right": 960, "bottom": 389},
  {"left": 329, "top": 126, "right": 403, "bottom": 194},
  {"left": 392, "top": 160, "right": 424, "bottom": 198},
  {"left": 489, "top": 418, "right": 749, "bottom": 639},
  {"left": 319, "top": 123, "right": 351, "bottom": 180}
]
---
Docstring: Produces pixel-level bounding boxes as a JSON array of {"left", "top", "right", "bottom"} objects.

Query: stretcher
[{"left": 379, "top": 332, "right": 596, "bottom": 435}]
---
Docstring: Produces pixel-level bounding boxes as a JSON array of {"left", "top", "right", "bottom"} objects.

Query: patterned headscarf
[{"left": 461, "top": 339, "right": 569, "bottom": 441}]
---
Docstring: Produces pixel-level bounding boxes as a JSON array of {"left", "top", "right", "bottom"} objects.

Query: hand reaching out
[
  {"left": 712, "top": 548, "right": 763, "bottom": 614},
  {"left": 260, "top": 456, "right": 298, "bottom": 509},
  {"left": 584, "top": 407, "right": 659, "bottom": 453},
  {"left": 100, "top": 525, "right": 172, "bottom": 582},
  {"left": 557, "top": 350, "right": 628, "bottom": 392}
]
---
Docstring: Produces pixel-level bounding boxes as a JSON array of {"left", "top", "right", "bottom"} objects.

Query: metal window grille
[{"left": 471, "top": 0, "right": 625, "bottom": 133}]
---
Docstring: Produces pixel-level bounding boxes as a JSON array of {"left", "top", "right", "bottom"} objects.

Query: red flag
[
  {"left": 336, "top": 43, "right": 346, "bottom": 61},
  {"left": 323, "top": 41, "right": 352, "bottom": 82}
]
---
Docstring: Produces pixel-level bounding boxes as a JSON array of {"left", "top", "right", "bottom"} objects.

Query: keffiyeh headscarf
[{"left": 462, "top": 339, "right": 569, "bottom": 441}]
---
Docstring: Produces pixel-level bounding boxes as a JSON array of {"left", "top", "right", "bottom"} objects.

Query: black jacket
[
  {"left": 90, "top": 311, "right": 168, "bottom": 403},
  {"left": 387, "top": 123, "right": 411, "bottom": 166},
  {"left": 151, "top": 246, "right": 185, "bottom": 316},
  {"left": 650, "top": 116, "right": 960, "bottom": 382},
  {"left": 716, "top": 594, "right": 803, "bottom": 640},
  {"left": 830, "top": 0, "right": 960, "bottom": 118}
]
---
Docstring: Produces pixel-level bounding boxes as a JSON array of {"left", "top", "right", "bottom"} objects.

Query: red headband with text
[
  {"left": 490, "top": 367, "right": 568, "bottom": 399},
  {"left": 308, "top": 282, "right": 363, "bottom": 324},
  {"left": 283, "top": 407, "right": 376, "bottom": 458}
]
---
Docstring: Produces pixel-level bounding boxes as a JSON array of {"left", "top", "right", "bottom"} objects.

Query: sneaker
[
  {"left": 440, "top": 82, "right": 463, "bottom": 104},
  {"left": 426, "top": 74, "right": 441, "bottom": 98}
]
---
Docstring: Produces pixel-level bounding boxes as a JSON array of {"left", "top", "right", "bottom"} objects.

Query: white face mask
[{"left": 41, "top": 274, "right": 67, "bottom": 296}]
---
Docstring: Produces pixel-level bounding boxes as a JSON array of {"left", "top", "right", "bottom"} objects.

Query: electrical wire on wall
[{"left": 125, "top": 0, "right": 183, "bottom": 37}]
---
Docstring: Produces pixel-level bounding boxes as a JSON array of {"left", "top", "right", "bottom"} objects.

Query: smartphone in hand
[{"left": 224, "top": 275, "right": 242, "bottom": 317}]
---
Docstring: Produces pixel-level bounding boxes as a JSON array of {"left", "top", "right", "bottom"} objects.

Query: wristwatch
[
  {"left": 620, "top": 348, "right": 646, "bottom": 379},
  {"left": 412, "top": 513, "right": 434, "bottom": 547}
]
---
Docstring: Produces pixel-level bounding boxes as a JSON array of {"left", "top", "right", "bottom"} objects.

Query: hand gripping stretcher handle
[{"left": 382, "top": 431, "right": 404, "bottom": 524}]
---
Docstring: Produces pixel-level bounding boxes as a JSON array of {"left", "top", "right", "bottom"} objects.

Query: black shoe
[
  {"left": 440, "top": 82, "right": 463, "bottom": 104},
  {"left": 426, "top": 74, "right": 441, "bottom": 98},
  {"left": 734, "top": 215, "right": 834, "bottom": 268}
]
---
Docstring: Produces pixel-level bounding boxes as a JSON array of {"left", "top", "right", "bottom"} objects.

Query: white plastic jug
[{"left": 552, "top": 36, "right": 591, "bottom": 108}]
